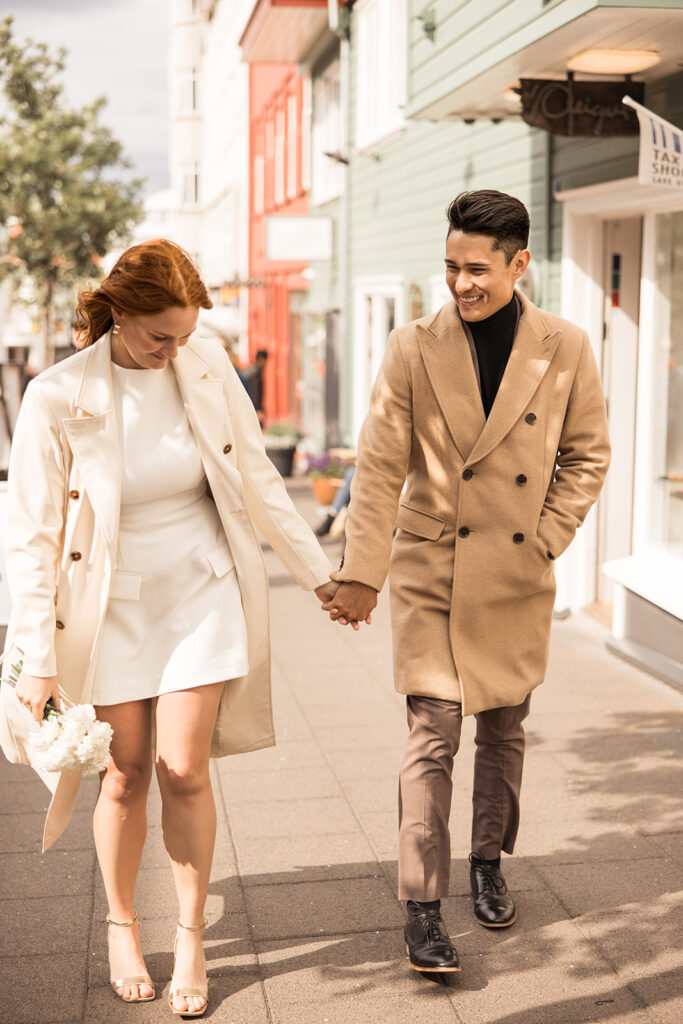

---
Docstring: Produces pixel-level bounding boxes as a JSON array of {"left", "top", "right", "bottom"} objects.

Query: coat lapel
[
  {"left": 62, "top": 333, "right": 120, "bottom": 562},
  {"left": 172, "top": 343, "right": 226, "bottom": 458},
  {"left": 417, "top": 301, "right": 486, "bottom": 462},
  {"left": 467, "top": 295, "right": 560, "bottom": 465}
]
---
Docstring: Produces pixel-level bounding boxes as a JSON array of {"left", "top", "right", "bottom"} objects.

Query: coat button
[
  {"left": 525, "top": 412, "right": 536, "bottom": 424},
  {"left": 458, "top": 526, "right": 470, "bottom": 538},
  {"left": 70, "top": 551, "right": 82, "bottom": 561},
  {"left": 513, "top": 532, "right": 525, "bottom": 543},
  {"left": 55, "top": 620, "right": 65, "bottom": 630},
  {"left": 515, "top": 474, "right": 527, "bottom": 486},
  {"left": 462, "top": 468, "right": 473, "bottom": 480},
  {"left": 69, "top": 489, "right": 80, "bottom": 500},
  {"left": 223, "top": 443, "right": 232, "bottom": 454}
]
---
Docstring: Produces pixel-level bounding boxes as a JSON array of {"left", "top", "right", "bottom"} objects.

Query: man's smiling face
[{"left": 445, "top": 231, "right": 530, "bottom": 323}]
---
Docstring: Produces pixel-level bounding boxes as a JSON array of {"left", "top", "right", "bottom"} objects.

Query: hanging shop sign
[
  {"left": 519, "top": 78, "right": 644, "bottom": 136},
  {"left": 622, "top": 96, "right": 683, "bottom": 189}
]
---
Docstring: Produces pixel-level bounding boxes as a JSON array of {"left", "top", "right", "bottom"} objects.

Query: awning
[
  {"left": 239, "top": 0, "right": 330, "bottom": 63},
  {"left": 408, "top": 5, "right": 683, "bottom": 121}
]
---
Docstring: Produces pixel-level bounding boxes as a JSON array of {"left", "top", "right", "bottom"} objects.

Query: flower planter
[
  {"left": 311, "top": 476, "right": 344, "bottom": 506},
  {"left": 265, "top": 445, "right": 296, "bottom": 478}
]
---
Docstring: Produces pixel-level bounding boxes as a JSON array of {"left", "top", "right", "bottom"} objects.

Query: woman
[{"left": 0, "top": 240, "right": 337, "bottom": 1017}]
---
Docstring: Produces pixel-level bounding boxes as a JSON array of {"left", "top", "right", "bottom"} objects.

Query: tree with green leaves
[{"left": 0, "top": 16, "right": 145, "bottom": 368}]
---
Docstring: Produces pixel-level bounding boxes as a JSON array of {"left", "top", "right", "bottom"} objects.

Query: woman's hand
[
  {"left": 15, "top": 674, "right": 61, "bottom": 723},
  {"left": 322, "top": 581, "right": 377, "bottom": 630},
  {"left": 314, "top": 581, "right": 340, "bottom": 605}
]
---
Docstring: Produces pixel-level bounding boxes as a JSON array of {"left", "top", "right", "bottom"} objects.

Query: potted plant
[
  {"left": 306, "top": 452, "right": 349, "bottom": 505},
  {"left": 263, "top": 420, "right": 302, "bottom": 477}
]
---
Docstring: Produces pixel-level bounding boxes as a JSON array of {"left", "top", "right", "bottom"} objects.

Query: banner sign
[
  {"left": 622, "top": 96, "right": 683, "bottom": 188},
  {"left": 519, "top": 79, "right": 643, "bottom": 136}
]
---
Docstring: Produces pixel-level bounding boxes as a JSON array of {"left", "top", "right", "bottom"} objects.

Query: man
[
  {"left": 242, "top": 348, "right": 269, "bottom": 424},
  {"left": 324, "top": 190, "right": 610, "bottom": 973}
]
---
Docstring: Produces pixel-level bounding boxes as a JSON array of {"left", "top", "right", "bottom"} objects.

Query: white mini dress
[{"left": 91, "top": 361, "right": 249, "bottom": 706}]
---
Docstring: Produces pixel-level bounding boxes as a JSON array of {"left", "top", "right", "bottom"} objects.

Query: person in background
[
  {"left": 242, "top": 348, "right": 269, "bottom": 425},
  {"left": 315, "top": 465, "right": 355, "bottom": 538}
]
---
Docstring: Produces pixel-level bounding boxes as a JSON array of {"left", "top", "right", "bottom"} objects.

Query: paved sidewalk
[{"left": 1, "top": 480, "right": 682, "bottom": 1023}]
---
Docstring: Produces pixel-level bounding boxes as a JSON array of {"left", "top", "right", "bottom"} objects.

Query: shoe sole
[
  {"left": 405, "top": 944, "right": 461, "bottom": 972},
  {"left": 474, "top": 911, "right": 517, "bottom": 929}
]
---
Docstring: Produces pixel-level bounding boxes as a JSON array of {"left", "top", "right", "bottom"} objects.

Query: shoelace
[
  {"left": 421, "top": 909, "right": 443, "bottom": 944},
  {"left": 471, "top": 857, "right": 503, "bottom": 894}
]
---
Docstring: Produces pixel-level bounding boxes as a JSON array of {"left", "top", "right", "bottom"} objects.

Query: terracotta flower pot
[{"left": 311, "top": 476, "right": 344, "bottom": 506}]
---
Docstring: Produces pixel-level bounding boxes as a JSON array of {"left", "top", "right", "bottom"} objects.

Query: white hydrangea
[{"left": 29, "top": 704, "right": 113, "bottom": 774}]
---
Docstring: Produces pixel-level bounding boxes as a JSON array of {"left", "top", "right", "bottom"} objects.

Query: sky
[{"left": 0, "top": 0, "right": 170, "bottom": 191}]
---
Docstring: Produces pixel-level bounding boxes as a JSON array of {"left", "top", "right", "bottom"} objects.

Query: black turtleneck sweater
[{"left": 467, "top": 294, "right": 518, "bottom": 418}]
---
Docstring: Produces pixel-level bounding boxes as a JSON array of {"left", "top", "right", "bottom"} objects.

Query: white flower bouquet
[{"left": 4, "top": 660, "right": 113, "bottom": 774}]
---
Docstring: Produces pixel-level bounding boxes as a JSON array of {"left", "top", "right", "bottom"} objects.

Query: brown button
[
  {"left": 525, "top": 413, "right": 536, "bottom": 424},
  {"left": 223, "top": 443, "right": 232, "bottom": 454},
  {"left": 513, "top": 532, "right": 525, "bottom": 544},
  {"left": 55, "top": 620, "right": 65, "bottom": 630},
  {"left": 70, "top": 551, "right": 82, "bottom": 561},
  {"left": 515, "top": 474, "right": 527, "bottom": 486},
  {"left": 458, "top": 526, "right": 470, "bottom": 538},
  {"left": 462, "top": 468, "right": 473, "bottom": 481},
  {"left": 547, "top": 550, "right": 555, "bottom": 560},
  {"left": 69, "top": 489, "right": 80, "bottom": 500}
]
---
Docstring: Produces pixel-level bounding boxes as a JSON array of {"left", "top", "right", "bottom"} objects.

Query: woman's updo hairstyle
[{"left": 75, "top": 238, "right": 213, "bottom": 348}]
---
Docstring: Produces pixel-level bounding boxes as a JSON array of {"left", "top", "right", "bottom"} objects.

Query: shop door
[{"left": 597, "top": 217, "right": 642, "bottom": 603}]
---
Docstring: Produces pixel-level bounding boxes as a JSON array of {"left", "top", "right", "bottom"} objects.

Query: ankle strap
[
  {"left": 177, "top": 917, "right": 207, "bottom": 932},
  {"left": 106, "top": 911, "right": 138, "bottom": 927}
]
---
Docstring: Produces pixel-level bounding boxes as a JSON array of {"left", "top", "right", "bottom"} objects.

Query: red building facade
[{"left": 246, "top": 64, "right": 310, "bottom": 425}]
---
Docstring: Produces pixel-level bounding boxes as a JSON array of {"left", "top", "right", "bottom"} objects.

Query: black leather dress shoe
[
  {"left": 469, "top": 853, "right": 517, "bottom": 928},
  {"left": 404, "top": 902, "right": 461, "bottom": 972}
]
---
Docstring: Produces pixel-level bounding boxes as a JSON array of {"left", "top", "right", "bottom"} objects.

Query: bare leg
[
  {"left": 155, "top": 681, "right": 224, "bottom": 1015},
  {"left": 93, "top": 699, "right": 154, "bottom": 1001}
]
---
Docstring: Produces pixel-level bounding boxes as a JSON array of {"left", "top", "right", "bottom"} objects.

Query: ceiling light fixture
[{"left": 567, "top": 49, "right": 660, "bottom": 75}]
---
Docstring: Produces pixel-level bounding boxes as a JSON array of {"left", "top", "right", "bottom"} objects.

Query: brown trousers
[{"left": 397, "top": 693, "right": 531, "bottom": 901}]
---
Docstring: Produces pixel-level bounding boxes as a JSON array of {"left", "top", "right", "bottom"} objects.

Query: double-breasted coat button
[
  {"left": 68, "top": 489, "right": 80, "bottom": 500},
  {"left": 55, "top": 620, "right": 65, "bottom": 630},
  {"left": 515, "top": 474, "right": 527, "bottom": 486},
  {"left": 222, "top": 443, "right": 232, "bottom": 454},
  {"left": 525, "top": 412, "right": 536, "bottom": 424},
  {"left": 513, "top": 532, "right": 525, "bottom": 543},
  {"left": 458, "top": 526, "right": 470, "bottom": 538},
  {"left": 70, "top": 551, "right": 82, "bottom": 561},
  {"left": 462, "top": 468, "right": 473, "bottom": 480}
]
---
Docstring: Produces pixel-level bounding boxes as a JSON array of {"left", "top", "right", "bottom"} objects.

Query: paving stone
[
  {"left": 0, "top": 847, "right": 95, "bottom": 898},
  {"left": 0, "top": 808, "right": 95, "bottom": 853},
  {"left": 236, "top": 832, "right": 380, "bottom": 885},
  {"left": 244, "top": 876, "right": 404, "bottom": 941},
  {"left": 85, "top": 974, "right": 267, "bottom": 1023},
  {"left": 0, "top": 894, "right": 91, "bottom": 956},
  {"left": 535, "top": 857, "right": 683, "bottom": 918},
  {"left": 218, "top": 766, "right": 344, "bottom": 805},
  {"left": 229, "top": 797, "right": 362, "bottom": 842},
  {"left": 0, "top": 952, "right": 87, "bottom": 1024},
  {"left": 514, "top": 817, "right": 660, "bottom": 864},
  {"left": 0, "top": 777, "right": 51, "bottom": 815},
  {"left": 214, "top": 739, "right": 328, "bottom": 774}
]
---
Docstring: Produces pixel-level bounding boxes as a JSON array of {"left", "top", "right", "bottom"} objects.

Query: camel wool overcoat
[
  {"left": 333, "top": 292, "right": 610, "bottom": 715},
  {"left": 0, "top": 331, "right": 332, "bottom": 850}
]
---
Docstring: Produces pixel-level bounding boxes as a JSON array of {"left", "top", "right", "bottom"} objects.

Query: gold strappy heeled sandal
[
  {"left": 106, "top": 911, "right": 156, "bottom": 1003},
  {"left": 168, "top": 918, "right": 208, "bottom": 1019}
]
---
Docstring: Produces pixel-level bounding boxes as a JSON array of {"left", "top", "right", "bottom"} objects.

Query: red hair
[{"left": 75, "top": 239, "right": 212, "bottom": 347}]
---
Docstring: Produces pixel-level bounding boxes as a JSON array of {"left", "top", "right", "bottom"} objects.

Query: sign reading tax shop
[{"left": 623, "top": 97, "right": 683, "bottom": 189}]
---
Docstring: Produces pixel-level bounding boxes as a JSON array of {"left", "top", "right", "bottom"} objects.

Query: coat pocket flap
[
  {"left": 206, "top": 539, "right": 235, "bottom": 578},
  {"left": 395, "top": 504, "right": 446, "bottom": 541},
  {"left": 110, "top": 570, "right": 142, "bottom": 601}
]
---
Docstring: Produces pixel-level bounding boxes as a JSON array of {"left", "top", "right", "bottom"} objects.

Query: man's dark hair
[
  {"left": 255, "top": 349, "right": 269, "bottom": 361},
  {"left": 446, "top": 190, "right": 530, "bottom": 264}
]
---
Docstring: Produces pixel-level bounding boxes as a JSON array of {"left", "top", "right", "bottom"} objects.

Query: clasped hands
[{"left": 313, "top": 580, "right": 377, "bottom": 630}]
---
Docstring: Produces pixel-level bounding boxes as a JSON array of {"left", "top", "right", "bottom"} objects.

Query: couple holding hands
[{"left": 0, "top": 190, "right": 609, "bottom": 1017}]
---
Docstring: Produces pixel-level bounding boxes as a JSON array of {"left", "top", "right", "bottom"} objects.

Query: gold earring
[{"left": 112, "top": 322, "right": 121, "bottom": 335}]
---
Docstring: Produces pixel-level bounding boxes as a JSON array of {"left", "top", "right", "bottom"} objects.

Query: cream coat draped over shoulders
[{"left": 1, "top": 331, "right": 332, "bottom": 850}]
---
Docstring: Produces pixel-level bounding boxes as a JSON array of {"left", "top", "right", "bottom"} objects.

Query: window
[
  {"left": 649, "top": 210, "right": 683, "bottom": 552},
  {"left": 352, "top": 276, "right": 404, "bottom": 437},
  {"left": 312, "top": 60, "right": 343, "bottom": 205},
  {"left": 253, "top": 155, "right": 265, "bottom": 216},
  {"left": 286, "top": 92, "right": 298, "bottom": 200},
  {"left": 178, "top": 68, "right": 199, "bottom": 114},
  {"left": 301, "top": 77, "right": 312, "bottom": 192},
  {"left": 355, "top": 0, "right": 406, "bottom": 150},
  {"left": 274, "top": 109, "right": 285, "bottom": 207},
  {"left": 181, "top": 163, "right": 200, "bottom": 206}
]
